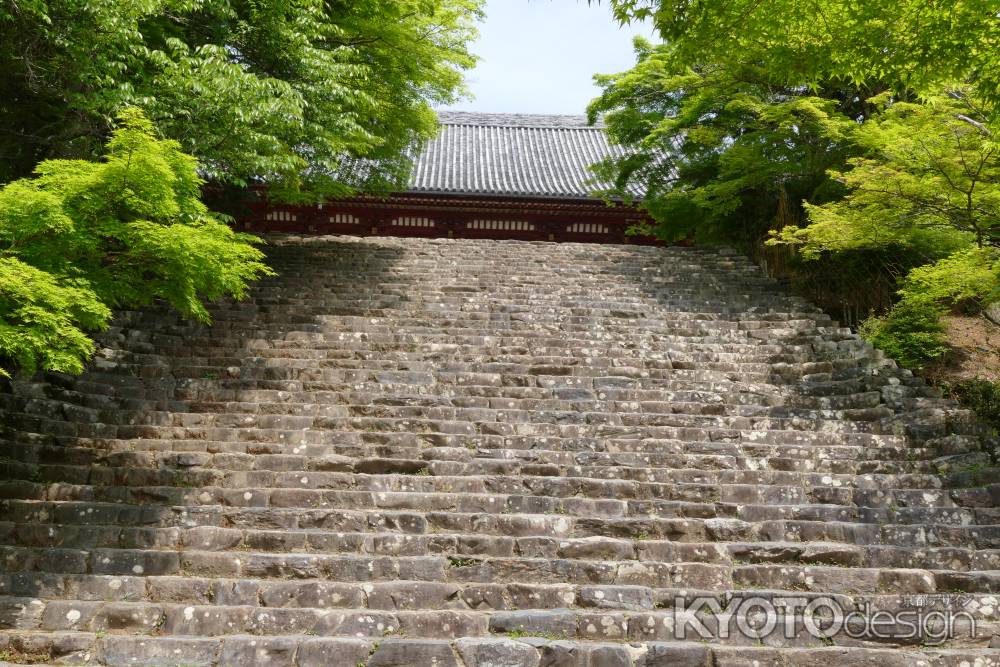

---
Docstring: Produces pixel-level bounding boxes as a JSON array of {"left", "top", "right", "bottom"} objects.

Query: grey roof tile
[{"left": 407, "top": 111, "right": 641, "bottom": 199}]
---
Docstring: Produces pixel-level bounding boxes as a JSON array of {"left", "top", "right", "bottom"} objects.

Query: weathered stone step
[
  {"left": 8, "top": 403, "right": 926, "bottom": 442},
  {"left": 104, "top": 314, "right": 838, "bottom": 338},
  {"left": 28, "top": 381, "right": 921, "bottom": 425},
  {"left": 1, "top": 472, "right": 976, "bottom": 525},
  {"left": 105, "top": 344, "right": 834, "bottom": 367},
  {"left": 4, "top": 476, "right": 983, "bottom": 529},
  {"left": 2, "top": 443, "right": 947, "bottom": 488},
  {"left": 219, "top": 287, "right": 806, "bottom": 301},
  {"left": 1, "top": 455, "right": 952, "bottom": 500},
  {"left": 5, "top": 499, "right": 1000, "bottom": 548},
  {"left": 5, "top": 410, "right": 923, "bottom": 447},
  {"left": 3, "top": 456, "right": 959, "bottom": 498},
  {"left": 9, "top": 571, "right": 1000, "bottom": 620},
  {"left": 2, "top": 399, "right": 900, "bottom": 441},
  {"left": 94, "top": 345, "right": 824, "bottom": 370},
  {"left": 2, "top": 442, "right": 922, "bottom": 478},
  {"left": 3, "top": 429, "right": 940, "bottom": 476},
  {"left": 1, "top": 236, "right": 994, "bottom": 659},
  {"left": 0, "top": 550, "right": 721, "bottom": 588},
  {"left": 2, "top": 383, "right": 794, "bottom": 416},
  {"left": 217, "top": 284, "right": 802, "bottom": 300},
  {"left": 161, "top": 369, "right": 791, "bottom": 392},
  {"left": 0, "top": 434, "right": 940, "bottom": 464},
  {"left": 6, "top": 521, "right": 998, "bottom": 574},
  {"left": 4, "top": 597, "right": 993, "bottom": 649},
  {"left": 103, "top": 315, "right": 845, "bottom": 341},
  {"left": 5, "top": 629, "right": 994, "bottom": 667},
  {"left": 113, "top": 349, "right": 860, "bottom": 379}
]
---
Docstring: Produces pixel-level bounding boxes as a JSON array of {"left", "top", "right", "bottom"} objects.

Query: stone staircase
[{"left": 1, "top": 235, "right": 999, "bottom": 666}]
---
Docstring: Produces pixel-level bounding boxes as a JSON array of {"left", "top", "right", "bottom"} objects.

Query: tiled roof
[{"left": 406, "top": 111, "right": 642, "bottom": 200}]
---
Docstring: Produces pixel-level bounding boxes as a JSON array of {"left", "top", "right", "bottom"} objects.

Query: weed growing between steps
[
  {"left": 941, "top": 380, "right": 1000, "bottom": 478},
  {"left": 0, "top": 648, "right": 51, "bottom": 664},
  {"left": 944, "top": 381, "right": 1000, "bottom": 433}
]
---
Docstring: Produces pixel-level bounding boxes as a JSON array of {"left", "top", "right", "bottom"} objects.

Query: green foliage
[
  {"left": 589, "top": 23, "right": 1000, "bottom": 373},
  {"left": 944, "top": 380, "right": 1000, "bottom": 432},
  {"left": 0, "top": 109, "right": 272, "bottom": 377},
  {"left": 0, "top": 258, "right": 110, "bottom": 376},
  {"left": 769, "top": 90, "right": 1000, "bottom": 368},
  {"left": 599, "top": 0, "right": 1000, "bottom": 126},
  {"left": 0, "top": 0, "right": 483, "bottom": 196},
  {"left": 858, "top": 247, "right": 1000, "bottom": 371},
  {"left": 763, "top": 246, "right": 913, "bottom": 328},
  {"left": 588, "top": 42, "right": 858, "bottom": 247},
  {"left": 900, "top": 247, "right": 1000, "bottom": 307},
  {"left": 859, "top": 298, "right": 949, "bottom": 370},
  {"left": 774, "top": 90, "right": 1000, "bottom": 257}
]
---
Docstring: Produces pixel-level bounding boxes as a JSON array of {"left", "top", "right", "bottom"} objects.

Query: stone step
[
  {"left": 2, "top": 599, "right": 995, "bottom": 648},
  {"left": 6, "top": 632, "right": 1000, "bottom": 667},
  {"left": 2, "top": 458, "right": 961, "bottom": 498},
  {"left": 97, "top": 317, "right": 841, "bottom": 337},
  {"left": 7, "top": 391, "right": 908, "bottom": 428},
  {"left": 8, "top": 571, "right": 1000, "bottom": 617},
  {"left": 101, "top": 309, "right": 846, "bottom": 329},
  {"left": 1, "top": 446, "right": 949, "bottom": 487},
  {"left": 4, "top": 500, "right": 999, "bottom": 547},
  {"left": 16, "top": 451, "right": 949, "bottom": 495},
  {"left": 16, "top": 375, "right": 933, "bottom": 412},
  {"left": 3, "top": 475, "right": 985, "bottom": 526},
  {"left": 2, "top": 412, "right": 928, "bottom": 447},
  {"left": 98, "top": 344, "right": 840, "bottom": 364},
  {"left": 0, "top": 429, "right": 938, "bottom": 465},
  {"left": 1, "top": 459, "right": 969, "bottom": 509},
  {"left": 0, "top": 428, "right": 939, "bottom": 458},
  {"left": 0, "top": 402, "right": 906, "bottom": 443},
  {"left": 4, "top": 523, "right": 998, "bottom": 572},
  {"left": 0, "top": 235, "right": 994, "bottom": 662},
  {"left": 3, "top": 446, "right": 956, "bottom": 486}
]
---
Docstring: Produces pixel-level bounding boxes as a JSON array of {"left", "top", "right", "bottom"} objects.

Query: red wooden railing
[{"left": 237, "top": 193, "right": 665, "bottom": 246}]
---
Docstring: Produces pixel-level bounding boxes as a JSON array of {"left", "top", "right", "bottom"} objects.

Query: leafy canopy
[
  {"left": 588, "top": 41, "right": 857, "bottom": 245},
  {"left": 0, "top": 109, "right": 273, "bottom": 376},
  {"left": 597, "top": 0, "right": 1000, "bottom": 124},
  {"left": 771, "top": 88, "right": 1000, "bottom": 366},
  {"left": 0, "top": 0, "right": 483, "bottom": 196},
  {"left": 585, "top": 6, "right": 1000, "bottom": 370},
  {"left": 774, "top": 90, "right": 1000, "bottom": 257}
]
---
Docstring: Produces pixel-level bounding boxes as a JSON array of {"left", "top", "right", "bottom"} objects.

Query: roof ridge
[
  {"left": 435, "top": 110, "right": 605, "bottom": 129},
  {"left": 441, "top": 122, "right": 606, "bottom": 130}
]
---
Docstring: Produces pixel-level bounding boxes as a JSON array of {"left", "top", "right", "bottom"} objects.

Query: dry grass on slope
[{"left": 926, "top": 315, "right": 1000, "bottom": 385}]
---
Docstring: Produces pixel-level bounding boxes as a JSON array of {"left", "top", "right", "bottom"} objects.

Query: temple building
[{"left": 240, "top": 112, "right": 658, "bottom": 244}]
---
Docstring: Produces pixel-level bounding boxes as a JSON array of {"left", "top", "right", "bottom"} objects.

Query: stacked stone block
[{"left": 0, "top": 235, "right": 998, "bottom": 665}]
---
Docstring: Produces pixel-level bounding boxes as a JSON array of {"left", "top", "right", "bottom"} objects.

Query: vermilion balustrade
[{"left": 238, "top": 193, "right": 666, "bottom": 246}]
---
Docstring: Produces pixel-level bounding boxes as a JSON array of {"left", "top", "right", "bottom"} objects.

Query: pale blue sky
[{"left": 440, "top": 0, "right": 656, "bottom": 115}]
